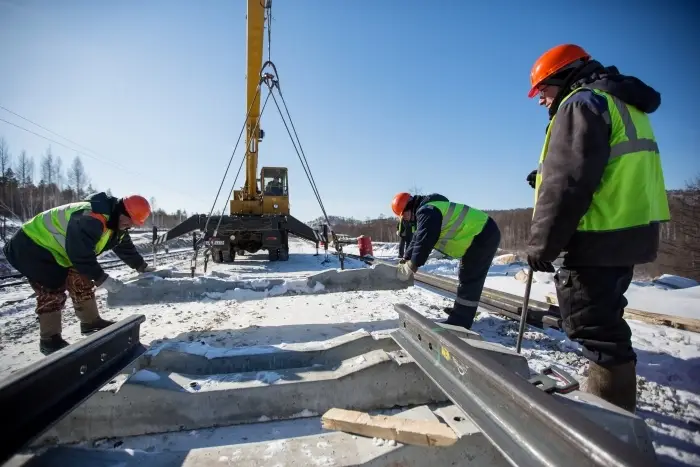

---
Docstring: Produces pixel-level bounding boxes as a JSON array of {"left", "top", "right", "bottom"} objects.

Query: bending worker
[
  {"left": 2, "top": 192, "right": 154, "bottom": 355},
  {"left": 392, "top": 192, "right": 501, "bottom": 330},
  {"left": 525, "top": 44, "right": 669, "bottom": 412},
  {"left": 396, "top": 216, "right": 415, "bottom": 259}
]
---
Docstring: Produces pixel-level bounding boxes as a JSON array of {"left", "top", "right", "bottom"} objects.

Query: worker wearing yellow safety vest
[
  {"left": 2, "top": 192, "right": 155, "bottom": 355},
  {"left": 525, "top": 44, "right": 670, "bottom": 413},
  {"left": 396, "top": 216, "right": 416, "bottom": 259},
  {"left": 391, "top": 192, "right": 501, "bottom": 330}
]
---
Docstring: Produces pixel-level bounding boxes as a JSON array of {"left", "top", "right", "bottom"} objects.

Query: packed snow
[{"left": 0, "top": 239, "right": 698, "bottom": 466}]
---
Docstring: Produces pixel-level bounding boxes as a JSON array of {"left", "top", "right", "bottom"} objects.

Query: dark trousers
[
  {"left": 554, "top": 266, "right": 636, "bottom": 366},
  {"left": 3, "top": 229, "right": 96, "bottom": 317},
  {"left": 398, "top": 231, "right": 413, "bottom": 257},
  {"left": 447, "top": 218, "right": 501, "bottom": 329}
]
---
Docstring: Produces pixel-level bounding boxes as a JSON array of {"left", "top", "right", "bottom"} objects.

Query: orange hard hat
[
  {"left": 391, "top": 192, "right": 412, "bottom": 216},
  {"left": 528, "top": 44, "right": 591, "bottom": 98},
  {"left": 122, "top": 195, "right": 151, "bottom": 226}
]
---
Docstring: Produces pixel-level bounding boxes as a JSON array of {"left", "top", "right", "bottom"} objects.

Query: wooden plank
[
  {"left": 544, "top": 293, "right": 700, "bottom": 333},
  {"left": 321, "top": 408, "right": 458, "bottom": 447}
]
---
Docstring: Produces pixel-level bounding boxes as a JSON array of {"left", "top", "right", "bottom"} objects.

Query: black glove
[
  {"left": 526, "top": 169, "right": 537, "bottom": 189},
  {"left": 527, "top": 255, "right": 555, "bottom": 273}
]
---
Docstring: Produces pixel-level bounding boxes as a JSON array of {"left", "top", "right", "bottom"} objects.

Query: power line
[
  {"left": 0, "top": 111, "right": 209, "bottom": 204},
  {"left": 0, "top": 104, "right": 105, "bottom": 163}
]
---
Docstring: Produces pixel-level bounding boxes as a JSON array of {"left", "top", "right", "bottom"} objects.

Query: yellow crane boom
[{"left": 244, "top": 0, "right": 265, "bottom": 200}]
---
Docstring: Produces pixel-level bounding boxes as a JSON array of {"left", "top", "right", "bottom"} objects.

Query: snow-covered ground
[{"left": 1, "top": 239, "right": 698, "bottom": 466}]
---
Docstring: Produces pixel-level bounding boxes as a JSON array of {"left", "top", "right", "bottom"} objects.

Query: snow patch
[
  {"left": 256, "top": 371, "right": 281, "bottom": 384},
  {"left": 263, "top": 439, "right": 289, "bottom": 459},
  {"left": 492, "top": 253, "right": 518, "bottom": 265},
  {"left": 107, "top": 275, "right": 326, "bottom": 307},
  {"left": 146, "top": 340, "right": 281, "bottom": 359},
  {"left": 652, "top": 274, "right": 699, "bottom": 290},
  {"left": 372, "top": 437, "right": 396, "bottom": 447},
  {"left": 128, "top": 369, "right": 161, "bottom": 383}
]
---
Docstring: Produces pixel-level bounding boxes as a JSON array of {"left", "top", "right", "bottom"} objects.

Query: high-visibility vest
[
  {"left": 22, "top": 202, "right": 113, "bottom": 267},
  {"left": 534, "top": 87, "right": 670, "bottom": 231},
  {"left": 425, "top": 201, "right": 489, "bottom": 258}
]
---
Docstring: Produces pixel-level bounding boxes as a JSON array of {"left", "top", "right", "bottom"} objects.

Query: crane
[{"left": 153, "top": 0, "right": 328, "bottom": 265}]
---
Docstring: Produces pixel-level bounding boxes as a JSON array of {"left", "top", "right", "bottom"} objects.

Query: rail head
[{"left": 391, "top": 304, "right": 658, "bottom": 467}]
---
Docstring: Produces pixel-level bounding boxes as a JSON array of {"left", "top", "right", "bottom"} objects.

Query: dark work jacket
[
  {"left": 64, "top": 192, "right": 146, "bottom": 283},
  {"left": 527, "top": 62, "right": 664, "bottom": 267},
  {"left": 404, "top": 193, "right": 449, "bottom": 267}
]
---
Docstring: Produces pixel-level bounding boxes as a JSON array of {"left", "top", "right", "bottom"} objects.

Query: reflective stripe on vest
[
  {"left": 426, "top": 201, "right": 489, "bottom": 258},
  {"left": 534, "top": 88, "right": 670, "bottom": 231},
  {"left": 22, "top": 202, "right": 113, "bottom": 267}
]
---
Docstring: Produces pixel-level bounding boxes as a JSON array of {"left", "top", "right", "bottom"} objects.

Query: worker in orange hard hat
[
  {"left": 525, "top": 44, "right": 670, "bottom": 413},
  {"left": 391, "top": 191, "right": 501, "bottom": 331},
  {"left": 2, "top": 192, "right": 155, "bottom": 355}
]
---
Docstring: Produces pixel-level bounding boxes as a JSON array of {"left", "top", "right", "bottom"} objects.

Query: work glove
[
  {"left": 527, "top": 255, "right": 555, "bottom": 273},
  {"left": 397, "top": 261, "right": 416, "bottom": 281},
  {"left": 137, "top": 262, "right": 156, "bottom": 273},
  {"left": 99, "top": 276, "right": 126, "bottom": 294},
  {"left": 526, "top": 169, "right": 538, "bottom": 189}
]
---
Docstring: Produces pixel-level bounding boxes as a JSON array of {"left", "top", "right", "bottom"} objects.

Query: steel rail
[
  {"left": 0, "top": 315, "right": 147, "bottom": 465},
  {"left": 343, "top": 253, "right": 562, "bottom": 329},
  {"left": 391, "top": 304, "right": 658, "bottom": 467}
]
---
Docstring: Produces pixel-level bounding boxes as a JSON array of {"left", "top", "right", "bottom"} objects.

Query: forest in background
[{"left": 0, "top": 137, "right": 191, "bottom": 234}]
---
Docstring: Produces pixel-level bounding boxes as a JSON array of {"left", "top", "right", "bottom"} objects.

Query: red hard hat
[
  {"left": 391, "top": 192, "right": 412, "bottom": 216},
  {"left": 528, "top": 44, "right": 590, "bottom": 98},
  {"left": 122, "top": 195, "right": 151, "bottom": 226}
]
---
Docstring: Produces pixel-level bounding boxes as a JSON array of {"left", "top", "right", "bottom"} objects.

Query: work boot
[
  {"left": 40, "top": 335, "right": 70, "bottom": 355},
  {"left": 583, "top": 361, "right": 637, "bottom": 413},
  {"left": 38, "top": 311, "right": 62, "bottom": 339},
  {"left": 74, "top": 298, "right": 115, "bottom": 336},
  {"left": 38, "top": 312, "right": 69, "bottom": 355}
]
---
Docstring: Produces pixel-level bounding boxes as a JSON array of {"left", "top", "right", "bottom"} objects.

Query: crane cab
[
  {"left": 230, "top": 166, "right": 290, "bottom": 216},
  {"left": 261, "top": 167, "right": 289, "bottom": 215}
]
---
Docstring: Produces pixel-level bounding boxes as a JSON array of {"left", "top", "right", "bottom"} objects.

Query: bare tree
[
  {"left": 149, "top": 196, "right": 157, "bottom": 227},
  {"left": 85, "top": 183, "right": 97, "bottom": 197},
  {"left": 0, "top": 137, "right": 9, "bottom": 176},
  {"left": 408, "top": 184, "right": 423, "bottom": 196},
  {"left": 658, "top": 174, "right": 700, "bottom": 280},
  {"left": 67, "top": 155, "right": 89, "bottom": 200},
  {"left": 0, "top": 138, "right": 11, "bottom": 215},
  {"left": 40, "top": 147, "right": 54, "bottom": 184},
  {"left": 54, "top": 155, "right": 63, "bottom": 202},
  {"left": 15, "top": 150, "right": 34, "bottom": 219},
  {"left": 15, "top": 150, "right": 33, "bottom": 187},
  {"left": 40, "top": 147, "right": 55, "bottom": 209}
]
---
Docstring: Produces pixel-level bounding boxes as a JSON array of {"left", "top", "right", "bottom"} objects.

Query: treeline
[
  {"left": 490, "top": 184, "right": 699, "bottom": 279},
  {"left": 0, "top": 137, "right": 189, "bottom": 236},
  {"left": 309, "top": 215, "right": 401, "bottom": 242},
  {"left": 315, "top": 181, "right": 700, "bottom": 281}
]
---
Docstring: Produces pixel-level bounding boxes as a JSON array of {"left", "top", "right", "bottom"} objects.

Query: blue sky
[{"left": 1, "top": 0, "right": 697, "bottom": 222}]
